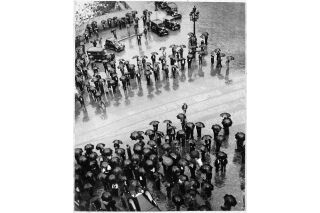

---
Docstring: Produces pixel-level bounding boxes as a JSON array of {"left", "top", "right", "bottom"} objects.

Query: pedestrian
[
  {"left": 180, "top": 58, "right": 186, "bottom": 70},
  {"left": 126, "top": 23, "right": 130, "bottom": 36},
  {"left": 196, "top": 125, "right": 202, "bottom": 138},
  {"left": 154, "top": 66, "right": 159, "bottom": 82},
  {"left": 189, "top": 161, "right": 196, "bottom": 179},
  {"left": 211, "top": 54, "right": 215, "bottom": 65},
  {"left": 78, "top": 95, "right": 86, "bottom": 109},
  {"left": 204, "top": 138, "right": 212, "bottom": 153},
  {"left": 136, "top": 71, "right": 141, "bottom": 85},
  {"left": 221, "top": 157, "right": 228, "bottom": 172},
  {"left": 143, "top": 27, "right": 148, "bottom": 38},
  {"left": 92, "top": 39, "right": 97, "bottom": 47},
  {"left": 137, "top": 35, "right": 142, "bottom": 45},
  {"left": 179, "top": 47, "right": 184, "bottom": 58},
  {"left": 111, "top": 29, "right": 117, "bottom": 40},
  {"left": 182, "top": 103, "right": 188, "bottom": 114},
  {"left": 216, "top": 52, "right": 222, "bottom": 68},
  {"left": 142, "top": 15, "right": 147, "bottom": 26},
  {"left": 204, "top": 34, "right": 208, "bottom": 45},
  {"left": 164, "top": 66, "right": 169, "bottom": 80},
  {"left": 84, "top": 33, "right": 89, "bottom": 43},
  {"left": 199, "top": 53, "right": 203, "bottom": 65},
  {"left": 187, "top": 58, "right": 192, "bottom": 69},
  {"left": 172, "top": 66, "right": 177, "bottom": 78}
]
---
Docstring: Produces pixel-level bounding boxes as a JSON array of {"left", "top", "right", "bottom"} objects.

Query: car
[
  {"left": 121, "top": 188, "right": 160, "bottom": 211},
  {"left": 156, "top": 1, "right": 168, "bottom": 10},
  {"left": 168, "top": 11, "right": 182, "bottom": 20},
  {"left": 163, "top": 18, "right": 181, "bottom": 31},
  {"left": 166, "top": 2, "right": 178, "bottom": 14},
  {"left": 150, "top": 19, "right": 169, "bottom": 36},
  {"left": 86, "top": 47, "right": 108, "bottom": 62},
  {"left": 104, "top": 38, "right": 125, "bottom": 52}
]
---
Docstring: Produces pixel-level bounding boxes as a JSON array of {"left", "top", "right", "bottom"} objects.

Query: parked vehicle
[
  {"left": 155, "top": 1, "right": 168, "bottom": 10},
  {"left": 163, "top": 18, "right": 181, "bottom": 31},
  {"left": 121, "top": 188, "right": 160, "bottom": 211},
  {"left": 104, "top": 38, "right": 125, "bottom": 52},
  {"left": 86, "top": 47, "right": 107, "bottom": 62},
  {"left": 150, "top": 19, "right": 169, "bottom": 36}
]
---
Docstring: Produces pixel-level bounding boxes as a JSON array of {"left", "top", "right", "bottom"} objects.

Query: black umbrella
[
  {"left": 124, "top": 159, "right": 132, "bottom": 167},
  {"left": 216, "top": 135, "right": 225, "bottom": 143},
  {"left": 145, "top": 129, "right": 155, "bottom": 136},
  {"left": 202, "top": 135, "right": 212, "bottom": 140},
  {"left": 95, "top": 143, "right": 105, "bottom": 151},
  {"left": 223, "top": 194, "right": 237, "bottom": 207},
  {"left": 177, "top": 113, "right": 186, "bottom": 120},
  {"left": 200, "top": 164, "right": 213, "bottom": 173},
  {"left": 214, "top": 48, "right": 221, "bottom": 53},
  {"left": 85, "top": 171, "right": 94, "bottom": 179},
  {"left": 89, "top": 152, "right": 98, "bottom": 160},
  {"left": 143, "top": 148, "right": 152, "bottom": 156},
  {"left": 159, "top": 47, "right": 166, "bottom": 51},
  {"left": 179, "top": 174, "right": 188, "bottom": 182},
  {"left": 145, "top": 159, "right": 154, "bottom": 168},
  {"left": 116, "top": 148, "right": 125, "bottom": 156},
  {"left": 141, "top": 55, "right": 148, "bottom": 59},
  {"left": 186, "top": 122, "right": 195, "bottom": 129},
  {"left": 131, "top": 153, "right": 140, "bottom": 162},
  {"left": 178, "top": 158, "right": 188, "bottom": 167},
  {"left": 168, "top": 54, "right": 175, "bottom": 59},
  {"left": 146, "top": 62, "right": 152, "bottom": 66},
  {"left": 220, "top": 53, "right": 226, "bottom": 57},
  {"left": 190, "top": 150, "right": 200, "bottom": 158},
  {"left": 75, "top": 148, "right": 83, "bottom": 156},
  {"left": 188, "top": 139, "right": 196, "bottom": 146},
  {"left": 163, "top": 119, "right": 172, "bottom": 124},
  {"left": 235, "top": 132, "right": 245, "bottom": 141},
  {"left": 102, "top": 148, "right": 113, "bottom": 156},
  {"left": 177, "top": 130, "right": 185, "bottom": 136},
  {"left": 149, "top": 154, "right": 157, "bottom": 162},
  {"left": 202, "top": 182, "right": 214, "bottom": 191},
  {"left": 195, "top": 122, "right": 205, "bottom": 128},
  {"left": 133, "top": 144, "right": 142, "bottom": 153},
  {"left": 138, "top": 167, "right": 146, "bottom": 175},
  {"left": 101, "top": 161, "right": 110, "bottom": 169},
  {"left": 111, "top": 156, "right": 121, "bottom": 165},
  {"left": 120, "top": 76, "right": 126, "bottom": 81},
  {"left": 170, "top": 152, "right": 179, "bottom": 160},
  {"left": 83, "top": 183, "right": 93, "bottom": 190},
  {"left": 97, "top": 172, "right": 107, "bottom": 181},
  {"left": 199, "top": 205, "right": 211, "bottom": 211},
  {"left": 102, "top": 191, "right": 112, "bottom": 202},
  {"left": 187, "top": 32, "right": 194, "bottom": 36},
  {"left": 130, "top": 131, "right": 141, "bottom": 140},
  {"left": 162, "top": 155, "right": 173, "bottom": 166},
  {"left": 147, "top": 140, "right": 157, "bottom": 147},
  {"left": 151, "top": 52, "right": 158, "bottom": 55},
  {"left": 108, "top": 174, "right": 116, "bottom": 182},
  {"left": 222, "top": 117, "right": 233, "bottom": 127},
  {"left": 220, "top": 112, "right": 231, "bottom": 118},
  {"left": 172, "top": 194, "right": 184, "bottom": 208},
  {"left": 189, "top": 178, "right": 200, "bottom": 189},
  {"left": 162, "top": 143, "right": 171, "bottom": 151},
  {"left": 149, "top": 120, "right": 160, "bottom": 126},
  {"left": 187, "top": 54, "right": 193, "bottom": 59},
  {"left": 217, "top": 151, "right": 227, "bottom": 159},
  {"left": 113, "top": 167, "right": 123, "bottom": 176},
  {"left": 84, "top": 144, "right": 94, "bottom": 151},
  {"left": 132, "top": 55, "right": 139, "bottom": 59},
  {"left": 113, "top": 139, "right": 123, "bottom": 145},
  {"left": 212, "top": 124, "right": 222, "bottom": 133},
  {"left": 158, "top": 56, "right": 165, "bottom": 61}
]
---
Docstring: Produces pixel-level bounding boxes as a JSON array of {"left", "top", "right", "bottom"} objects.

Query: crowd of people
[{"left": 74, "top": 103, "right": 246, "bottom": 211}]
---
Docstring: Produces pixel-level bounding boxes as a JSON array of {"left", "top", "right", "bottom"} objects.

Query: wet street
[{"left": 75, "top": 1, "right": 245, "bottom": 211}]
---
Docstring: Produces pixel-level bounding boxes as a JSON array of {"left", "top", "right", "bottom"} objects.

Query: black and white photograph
[{"left": 74, "top": 1, "right": 245, "bottom": 211}]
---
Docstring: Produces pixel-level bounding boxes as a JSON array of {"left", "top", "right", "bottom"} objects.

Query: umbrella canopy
[
  {"left": 195, "top": 122, "right": 205, "bottom": 128},
  {"left": 169, "top": 44, "right": 177, "bottom": 49},
  {"left": 83, "top": 183, "right": 93, "bottom": 190},
  {"left": 158, "top": 56, "right": 165, "bottom": 61},
  {"left": 202, "top": 182, "right": 214, "bottom": 191},
  {"left": 162, "top": 155, "right": 173, "bottom": 166},
  {"left": 145, "top": 129, "right": 155, "bottom": 136},
  {"left": 201, "top": 32, "right": 209, "bottom": 37},
  {"left": 223, "top": 194, "right": 237, "bottom": 207},
  {"left": 145, "top": 159, "right": 154, "bottom": 168},
  {"left": 187, "top": 32, "right": 194, "bottom": 36},
  {"left": 159, "top": 47, "right": 166, "bottom": 51},
  {"left": 220, "top": 112, "right": 231, "bottom": 118},
  {"left": 141, "top": 55, "right": 148, "bottom": 59},
  {"left": 162, "top": 143, "right": 171, "bottom": 151},
  {"left": 200, "top": 164, "right": 213, "bottom": 173},
  {"left": 108, "top": 174, "right": 116, "bottom": 182},
  {"left": 186, "top": 122, "right": 195, "bottom": 129},
  {"left": 217, "top": 151, "right": 228, "bottom": 159},
  {"left": 187, "top": 54, "right": 193, "bottom": 59},
  {"left": 143, "top": 148, "right": 152, "bottom": 156},
  {"left": 169, "top": 152, "right": 180, "bottom": 160},
  {"left": 163, "top": 119, "right": 172, "bottom": 124},
  {"left": 138, "top": 167, "right": 146, "bottom": 174},
  {"left": 180, "top": 44, "right": 186, "bottom": 48},
  {"left": 176, "top": 113, "right": 186, "bottom": 120},
  {"left": 84, "top": 144, "right": 94, "bottom": 151},
  {"left": 102, "top": 191, "right": 112, "bottom": 202},
  {"left": 149, "top": 154, "right": 157, "bottom": 162},
  {"left": 111, "top": 156, "right": 121, "bottom": 165},
  {"left": 95, "top": 143, "right": 105, "bottom": 151},
  {"left": 188, "top": 139, "right": 196, "bottom": 146},
  {"left": 113, "top": 139, "right": 123, "bottom": 145},
  {"left": 132, "top": 55, "right": 139, "bottom": 59},
  {"left": 227, "top": 56, "right": 235, "bottom": 60},
  {"left": 116, "top": 148, "right": 125, "bottom": 156},
  {"left": 146, "top": 62, "right": 152, "bottom": 66},
  {"left": 100, "top": 161, "right": 110, "bottom": 169},
  {"left": 235, "top": 132, "right": 245, "bottom": 141},
  {"left": 130, "top": 131, "right": 143, "bottom": 140},
  {"left": 102, "top": 148, "right": 113, "bottom": 156},
  {"left": 178, "top": 158, "right": 188, "bottom": 167},
  {"left": 147, "top": 140, "right": 157, "bottom": 147},
  {"left": 97, "top": 172, "right": 107, "bottom": 181},
  {"left": 189, "top": 178, "right": 200, "bottom": 189},
  {"left": 131, "top": 153, "right": 140, "bottom": 162},
  {"left": 179, "top": 174, "right": 188, "bottom": 182},
  {"left": 149, "top": 120, "right": 160, "bottom": 126},
  {"left": 214, "top": 48, "right": 221, "bottom": 53},
  {"left": 133, "top": 144, "right": 142, "bottom": 153},
  {"left": 177, "top": 130, "right": 185, "bottom": 136},
  {"left": 120, "top": 76, "right": 126, "bottom": 81},
  {"left": 202, "top": 135, "right": 212, "bottom": 140},
  {"left": 190, "top": 150, "right": 200, "bottom": 158},
  {"left": 151, "top": 52, "right": 159, "bottom": 55},
  {"left": 75, "top": 148, "right": 83, "bottom": 156},
  {"left": 124, "top": 159, "right": 132, "bottom": 167},
  {"left": 211, "top": 124, "right": 222, "bottom": 133},
  {"left": 220, "top": 53, "right": 226, "bottom": 57},
  {"left": 222, "top": 117, "right": 233, "bottom": 127},
  {"left": 112, "top": 166, "right": 123, "bottom": 175},
  {"left": 168, "top": 54, "right": 175, "bottom": 59},
  {"left": 89, "top": 152, "right": 98, "bottom": 160}
]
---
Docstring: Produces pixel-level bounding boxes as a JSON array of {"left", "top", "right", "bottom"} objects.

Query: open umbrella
[
  {"left": 220, "top": 53, "right": 226, "bottom": 57},
  {"left": 187, "top": 54, "right": 193, "bottom": 59},
  {"left": 162, "top": 155, "right": 173, "bottom": 166},
  {"left": 84, "top": 144, "right": 94, "bottom": 152},
  {"left": 178, "top": 158, "right": 188, "bottom": 167},
  {"left": 97, "top": 172, "right": 107, "bottom": 181},
  {"left": 200, "top": 164, "right": 213, "bottom": 173},
  {"left": 190, "top": 150, "right": 200, "bottom": 159},
  {"left": 176, "top": 113, "right": 186, "bottom": 120},
  {"left": 131, "top": 153, "right": 140, "bottom": 162},
  {"left": 170, "top": 152, "right": 180, "bottom": 160},
  {"left": 101, "top": 161, "right": 110, "bottom": 169},
  {"left": 187, "top": 32, "right": 194, "bottom": 36},
  {"left": 89, "top": 152, "right": 98, "bottom": 160},
  {"left": 120, "top": 76, "right": 126, "bottom": 81},
  {"left": 177, "top": 130, "right": 185, "bottom": 136},
  {"left": 169, "top": 44, "right": 176, "bottom": 48},
  {"left": 214, "top": 48, "right": 221, "bottom": 53},
  {"left": 124, "top": 159, "right": 132, "bottom": 167},
  {"left": 227, "top": 56, "right": 235, "bottom": 60},
  {"left": 141, "top": 55, "right": 148, "bottom": 59},
  {"left": 216, "top": 135, "right": 225, "bottom": 143},
  {"left": 201, "top": 135, "right": 212, "bottom": 141},
  {"left": 211, "top": 124, "right": 222, "bottom": 133},
  {"left": 83, "top": 183, "right": 93, "bottom": 190},
  {"left": 147, "top": 140, "right": 157, "bottom": 147},
  {"left": 223, "top": 194, "right": 237, "bottom": 207},
  {"left": 149, "top": 154, "right": 157, "bottom": 162},
  {"left": 235, "top": 132, "right": 245, "bottom": 141},
  {"left": 163, "top": 119, "right": 172, "bottom": 124},
  {"left": 145, "top": 159, "right": 154, "bottom": 168},
  {"left": 186, "top": 122, "right": 195, "bottom": 129},
  {"left": 113, "top": 139, "right": 123, "bottom": 145},
  {"left": 217, "top": 151, "right": 227, "bottom": 159},
  {"left": 155, "top": 131, "right": 165, "bottom": 137},
  {"left": 195, "top": 122, "right": 205, "bottom": 128},
  {"left": 172, "top": 65, "right": 178, "bottom": 69},
  {"left": 133, "top": 144, "right": 142, "bottom": 153},
  {"left": 116, "top": 148, "right": 125, "bottom": 156},
  {"left": 189, "top": 178, "right": 200, "bottom": 189},
  {"left": 151, "top": 52, "right": 158, "bottom": 55},
  {"left": 108, "top": 174, "right": 116, "bottom": 182},
  {"left": 111, "top": 156, "right": 121, "bottom": 165},
  {"left": 138, "top": 167, "right": 146, "bottom": 175},
  {"left": 145, "top": 129, "right": 155, "bottom": 136},
  {"left": 199, "top": 51, "right": 206, "bottom": 55},
  {"left": 159, "top": 47, "right": 166, "bottom": 51},
  {"left": 143, "top": 148, "right": 152, "bottom": 156},
  {"left": 180, "top": 44, "right": 186, "bottom": 48},
  {"left": 75, "top": 148, "right": 83, "bottom": 156},
  {"left": 113, "top": 166, "right": 123, "bottom": 175},
  {"left": 130, "top": 131, "right": 141, "bottom": 140},
  {"left": 162, "top": 143, "right": 171, "bottom": 151},
  {"left": 220, "top": 112, "right": 231, "bottom": 118},
  {"left": 201, "top": 32, "right": 209, "bottom": 37},
  {"left": 179, "top": 174, "right": 188, "bottom": 182},
  {"left": 188, "top": 139, "right": 196, "bottom": 146},
  {"left": 222, "top": 117, "right": 233, "bottom": 128}
]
